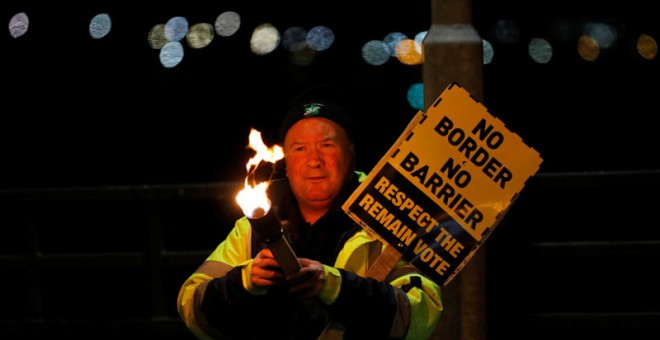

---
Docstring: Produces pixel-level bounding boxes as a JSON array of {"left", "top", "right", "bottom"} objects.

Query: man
[{"left": 177, "top": 94, "right": 442, "bottom": 339}]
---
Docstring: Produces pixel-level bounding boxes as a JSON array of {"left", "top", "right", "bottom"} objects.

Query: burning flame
[{"left": 236, "top": 128, "right": 284, "bottom": 218}]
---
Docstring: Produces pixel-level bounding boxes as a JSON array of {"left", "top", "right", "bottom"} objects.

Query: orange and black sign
[{"left": 343, "top": 82, "right": 543, "bottom": 286}]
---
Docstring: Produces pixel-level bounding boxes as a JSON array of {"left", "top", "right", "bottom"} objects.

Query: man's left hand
[{"left": 286, "top": 258, "right": 325, "bottom": 299}]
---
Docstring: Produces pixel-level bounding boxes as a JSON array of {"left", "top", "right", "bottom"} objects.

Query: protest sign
[{"left": 342, "top": 82, "right": 543, "bottom": 285}]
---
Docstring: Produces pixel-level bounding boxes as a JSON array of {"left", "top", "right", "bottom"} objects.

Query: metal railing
[{"left": 1, "top": 170, "right": 659, "bottom": 337}]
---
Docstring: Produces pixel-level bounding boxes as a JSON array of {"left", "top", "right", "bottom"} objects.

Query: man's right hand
[{"left": 251, "top": 248, "right": 285, "bottom": 287}]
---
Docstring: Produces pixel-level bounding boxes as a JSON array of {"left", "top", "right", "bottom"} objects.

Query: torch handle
[
  {"left": 248, "top": 211, "right": 301, "bottom": 275},
  {"left": 266, "top": 233, "right": 302, "bottom": 275}
]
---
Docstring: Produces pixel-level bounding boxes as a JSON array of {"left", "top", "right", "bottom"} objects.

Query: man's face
[{"left": 283, "top": 117, "right": 354, "bottom": 215}]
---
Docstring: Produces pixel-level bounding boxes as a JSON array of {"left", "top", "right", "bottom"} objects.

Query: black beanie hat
[{"left": 278, "top": 85, "right": 355, "bottom": 143}]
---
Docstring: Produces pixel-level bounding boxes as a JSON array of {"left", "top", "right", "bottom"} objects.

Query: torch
[{"left": 235, "top": 128, "right": 302, "bottom": 275}]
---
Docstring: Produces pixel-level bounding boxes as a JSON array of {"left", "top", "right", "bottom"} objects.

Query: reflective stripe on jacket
[{"left": 177, "top": 217, "right": 442, "bottom": 339}]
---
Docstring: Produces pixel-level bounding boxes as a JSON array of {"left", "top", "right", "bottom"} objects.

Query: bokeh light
[
  {"left": 395, "top": 39, "right": 423, "bottom": 65},
  {"left": 148, "top": 24, "right": 167, "bottom": 49},
  {"left": 384, "top": 32, "right": 408, "bottom": 57},
  {"left": 637, "top": 34, "right": 658, "bottom": 60},
  {"left": 8, "top": 12, "right": 29, "bottom": 38},
  {"left": 577, "top": 34, "right": 600, "bottom": 62},
  {"left": 250, "top": 23, "right": 280, "bottom": 56},
  {"left": 160, "top": 41, "right": 184, "bottom": 68},
  {"left": 362, "top": 40, "right": 391, "bottom": 66},
  {"left": 306, "top": 26, "right": 334, "bottom": 51},
  {"left": 282, "top": 26, "right": 308, "bottom": 52},
  {"left": 214, "top": 11, "right": 240, "bottom": 37},
  {"left": 483, "top": 39, "right": 494, "bottom": 64},
  {"left": 164, "top": 16, "right": 189, "bottom": 42},
  {"left": 89, "top": 13, "right": 111, "bottom": 39},
  {"left": 187, "top": 22, "right": 214, "bottom": 49},
  {"left": 528, "top": 37, "right": 552, "bottom": 64},
  {"left": 407, "top": 83, "right": 424, "bottom": 111}
]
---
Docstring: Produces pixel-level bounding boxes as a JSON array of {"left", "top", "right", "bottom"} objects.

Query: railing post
[{"left": 423, "top": 1, "right": 486, "bottom": 340}]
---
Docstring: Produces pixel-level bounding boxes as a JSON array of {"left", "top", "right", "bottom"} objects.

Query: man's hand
[
  {"left": 286, "top": 258, "right": 325, "bottom": 299},
  {"left": 251, "top": 248, "right": 284, "bottom": 287}
]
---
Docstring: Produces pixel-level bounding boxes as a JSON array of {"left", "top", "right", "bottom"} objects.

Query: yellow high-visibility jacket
[{"left": 177, "top": 173, "right": 442, "bottom": 339}]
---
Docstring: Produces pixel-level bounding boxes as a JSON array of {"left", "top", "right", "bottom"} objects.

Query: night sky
[{"left": 1, "top": 1, "right": 657, "bottom": 189}]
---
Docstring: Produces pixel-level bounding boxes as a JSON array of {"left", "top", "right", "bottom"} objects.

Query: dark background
[
  {"left": 2, "top": 1, "right": 656, "bottom": 189},
  {"left": 1, "top": 1, "right": 658, "bottom": 338},
  {"left": 2, "top": 1, "right": 432, "bottom": 188}
]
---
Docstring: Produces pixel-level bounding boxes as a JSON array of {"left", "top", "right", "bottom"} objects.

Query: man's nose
[{"left": 306, "top": 149, "right": 322, "bottom": 167}]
